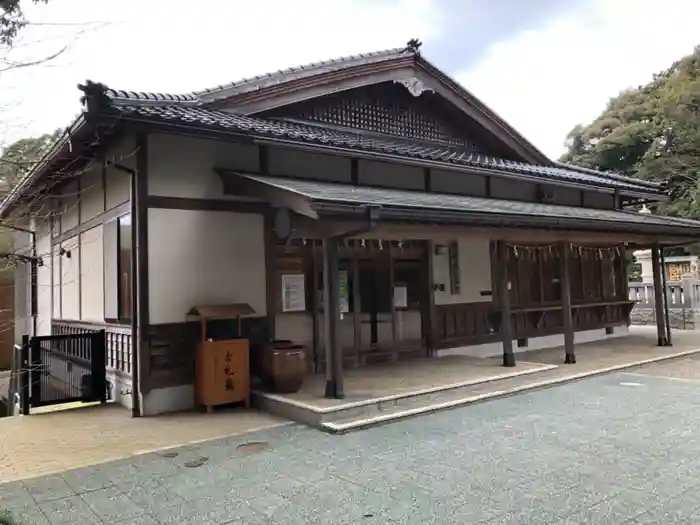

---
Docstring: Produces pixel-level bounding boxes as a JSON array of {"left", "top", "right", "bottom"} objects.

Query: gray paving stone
[
  {"left": 23, "top": 475, "right": 75, "bottom": 503},
  {"left": 80, "top": 485, "right": 145, "bottom": 522},
  {"left": 1, "top": 503, "right": 50, "bottom": 525},
  {"left": 14, "top": 372, "right": 700, "bottom": 525},
  {"left": 37, "top": 495, "right": 102, "bottom": 524},
  {"left": 61, "top": 464, "right": 114, "bottom": 494}
]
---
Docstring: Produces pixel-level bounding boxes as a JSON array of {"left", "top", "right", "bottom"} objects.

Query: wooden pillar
[
  {"left": 422, "top": 240, "right": 436, "bottom": 357},
  {"left": 659, "top": 247, "right": 672, "bottom": 346},
  {"left": 560, "top": 242, "right": 576, "bottom": 364},
  {"left": 351, "top": 252, "right": 362, "bottom": 365},
  {"left": 323, "top": 239, "right": 344, "bottom": 399},
  {"left": 388, "top": 248, "right": 398, "bottom": 355},
  {"left": 651, "top": 245, "right": 669, "bottom": 346},
  {"left": 310, "top": 243, "right": 320, "bottom": 372},
  {"left": 496, "top": 241, "right": 515, "bottom": 367}
]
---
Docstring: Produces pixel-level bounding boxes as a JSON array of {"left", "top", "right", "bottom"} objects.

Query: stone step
[{"left": 252, "top": 363, "right": 559, "bottom": 429}]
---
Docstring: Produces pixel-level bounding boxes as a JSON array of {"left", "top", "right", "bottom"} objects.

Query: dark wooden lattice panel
[{"left": 261, "top": 82, "right": 488, "bottom": 150}]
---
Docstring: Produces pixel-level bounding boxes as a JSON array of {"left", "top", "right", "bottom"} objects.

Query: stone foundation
[{"left": 631, "top": 307, "right": 700, "bottom": 330}]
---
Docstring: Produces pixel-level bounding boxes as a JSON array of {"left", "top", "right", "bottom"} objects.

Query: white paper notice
[{"left": 282, "top": 274, "right": 306, "bottom": 312}]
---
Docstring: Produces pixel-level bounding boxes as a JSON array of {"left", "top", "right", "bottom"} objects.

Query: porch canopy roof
[{"left": 217, "top": 170, "right": 700, "bottom": 244}]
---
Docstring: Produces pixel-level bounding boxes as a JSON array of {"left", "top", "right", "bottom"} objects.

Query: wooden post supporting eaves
[
  {"left": 651, "top": 245, "right": 669, "bottom": 346},
  {"left": 560, "top": 241, "right": 576, "bottom": 364},
  {"left": 322, "top": 238, "right": 344, "bottom": 398},
  {"left": 496, "top": 241, "right": 515, "bottom": 367}
]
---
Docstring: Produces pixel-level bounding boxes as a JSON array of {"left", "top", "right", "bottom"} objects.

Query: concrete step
[
  {"left": 320, "top": 369, "right": 565, "bottom": 433},
  {"left": 252, "top": 363, "right": 558, "bottom": 430}
]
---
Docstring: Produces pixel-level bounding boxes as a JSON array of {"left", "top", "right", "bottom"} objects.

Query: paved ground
[
  {"left": 0, "top": 405, "right": 286, "bottom": 484},
  {"left": 4, "top": 361, "right": 700, "bottom": 524}
]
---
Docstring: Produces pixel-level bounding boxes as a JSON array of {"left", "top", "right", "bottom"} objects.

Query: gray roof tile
[
  {"left": 234, "top": 173, "right": 698, "bottom": 234},
  {"left": 114, "top": 103, "right": 663, "bottom": 195}
]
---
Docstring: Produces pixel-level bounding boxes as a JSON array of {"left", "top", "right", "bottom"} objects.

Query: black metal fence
[{"left": 9, "top": 330, "right": 107, "bottom": 415}]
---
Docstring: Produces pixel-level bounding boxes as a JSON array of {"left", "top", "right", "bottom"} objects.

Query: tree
[
  {"left": 0, "top": 128, "right": 60, "bottom": 192},
  {"left": 0, "top": 0, "right": 48, "bottom": 45},
  {"left": 561, "top": 46, "right": 700, "bottom": 220}
]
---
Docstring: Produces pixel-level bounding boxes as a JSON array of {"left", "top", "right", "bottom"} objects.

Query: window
[
  {"left": 118, "top": 214, "right": 133, "bottom": 322},
  {"left": 104, "top": 213, "right": 132, "bottom": 323}
]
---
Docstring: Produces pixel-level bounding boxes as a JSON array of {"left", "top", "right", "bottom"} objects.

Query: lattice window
[{"left": 264, "top": 83, "right": 487, "bottom": 150}]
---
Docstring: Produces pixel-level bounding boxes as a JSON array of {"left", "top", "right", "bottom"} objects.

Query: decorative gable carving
[{"left": 259, "top": 82, "right": 493, "bottom": 152}]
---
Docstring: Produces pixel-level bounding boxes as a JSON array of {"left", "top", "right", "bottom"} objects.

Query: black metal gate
[{"left": 16, "top": 330, "right": 107, "bottom": 414}]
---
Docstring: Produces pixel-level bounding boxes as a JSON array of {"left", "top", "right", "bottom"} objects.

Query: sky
[{"left": 1, "top": 0, "right": 700, "bottom": 159}]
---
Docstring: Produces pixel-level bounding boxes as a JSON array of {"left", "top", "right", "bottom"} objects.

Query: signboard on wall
[
  {"left": 393, "top": 285, "right": 408, "bottom": 308},
  {"left": 281, "top": 274, "right": 306, "bottom": 312}
]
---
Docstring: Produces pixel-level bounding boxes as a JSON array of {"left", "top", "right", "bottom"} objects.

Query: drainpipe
[{"left": 109, "top": 161, "right": 141, "bottom": 417}]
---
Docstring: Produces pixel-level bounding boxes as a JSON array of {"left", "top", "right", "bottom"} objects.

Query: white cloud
[
  {"left": 0, "top": 0, "right": 441, "bottom": 144},
  {"left": 456, "top": 0, "right": 700, "bottom": 159}
]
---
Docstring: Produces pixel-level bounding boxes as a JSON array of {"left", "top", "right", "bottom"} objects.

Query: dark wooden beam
[
  {"left": 258, "top": 144, "right": 269, "bottom": 174},
  {"left": 388, "top": 248, "right": 398, "bottom": 353},
  {"left": 311, "top": 243, "right": 320, "bottom": 372},
  {"left": 496, "top": 241, "right": 515, "bottom": 367},
  {"left": 352, "top": 253, "right": 361, "bottom": 351},
  {"left": 560, "top": 241, "right": 576, "bottom": 364},
  {"left": 351, "top": 158, "right": 359, "bottom": 185},
  {"left": 146, "top": 196, "right": 269, "bottom": 214},
  {"left": 422, "top": 240, "right": 436, "bottom": 357},
  {"left": 424, "top": 167, "right": 432, "bottom": 192},
  {"left": 659, "top": 247, "right": 672, "bottom": 346},
  {"left": 264, "top": 213, "right": 277, "bottom": 341},
  {"left": 322, "top": 238, "right": 344, "bottom": 398},
  {"left": 651, "top": 245, "right": 669, "bottom": 346}
]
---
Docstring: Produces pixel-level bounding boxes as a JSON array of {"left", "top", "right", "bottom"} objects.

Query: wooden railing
[
  {"left": 51, "top": 320, "right": 132, "bottom": 376},
  {"left": 434, "top": 300, "right": 634, "bottom": 348}
]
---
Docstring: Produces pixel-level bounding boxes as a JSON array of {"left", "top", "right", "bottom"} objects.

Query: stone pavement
[
  {"left": 0, "top": 405, "right": 286, "bottom": 484},
  {"left": 5, "top": 368, "right": 700, "bottom": 524}
]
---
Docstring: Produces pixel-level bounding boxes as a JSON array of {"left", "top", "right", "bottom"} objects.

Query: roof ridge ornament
[
  {"left": 403, "top": 38, "right": 422, "bottom": 54},
  {"left": 394, "top": 75, "right": 433, "bottom": 97},
  {"left": 78, "top": 80, "right": 112, "bottom": 115}
]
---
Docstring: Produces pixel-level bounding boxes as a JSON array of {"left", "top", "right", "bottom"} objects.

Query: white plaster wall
[
  {"left": 357, "top": 160, "right": 423, "bottom": 189},
  {"left": 105, "top": 135, "right": 135, "bottom": 210},
  {"left": 269, "top": 148, "right": 351, "bottom": 182},
  {"left": 13, "top": 229, "right": 29, "bottom": 342},
  {"left": 80, "top": 163, "right": 105, "bottom": 222},
  {"left": 35, "top": 219, "right": 52, "bottom": 336},
  {"left": 147, "top": 133, "right": 259, "bottom": 198},
  {"left": 60, "top": 181, "right": 80, "bottom": 233},
  {"left": 80, "top": 225, "right": 104, "bottom": 322},
  {"left": 148, "top": 208, "right": 267, "bottom": 324},
  {"left": 433, "top": 237, "right": 492, "bottom": 305},
  {"left": 142, "top": 385, "right": 194, "bottom": 416},
  {"left": 60, "top": 236, "right": 80, "bottom": 320}
]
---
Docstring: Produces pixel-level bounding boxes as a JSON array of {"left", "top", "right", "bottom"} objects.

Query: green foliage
[
  {"left": 0, "top": 0, "right": 48, "bottom": 45},
  {"left": 0, "top": 128, "right": 61, "bottom": 192},
  {"left": 561, "top": 46, "right": 700, "bottom": 220}
]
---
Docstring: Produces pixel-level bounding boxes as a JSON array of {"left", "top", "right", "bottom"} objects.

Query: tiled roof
[
  {"left": 111, "top": 103, "right": 663, "bottom": 195},
  {"left": 104, "top": 47, "right": 410, "bottom": 106},
  {"left": 231, "top": 173, "right": 699, "bottom": 235}
]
